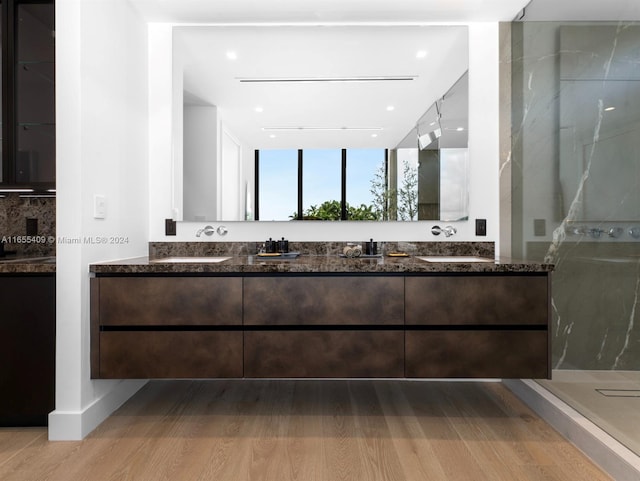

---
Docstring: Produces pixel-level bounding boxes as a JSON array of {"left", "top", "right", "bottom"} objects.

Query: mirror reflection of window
[
  {"left": 302, "top": 149, "right": 341, "bottom": 220},
  {"left": 346, "top": 149, "right": 386, "bottom": 220},
  {"left": 257, "top": 149, "right": 298, "bottom": 221},
  {"left": 256, "top": 148, "right": 387, "bottom": 220},
  {"left": 395, "top": 149, "right": 420, "bottom": 221}
]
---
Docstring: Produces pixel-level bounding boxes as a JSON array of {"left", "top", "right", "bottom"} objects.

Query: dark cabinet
[
  {"left": 91, "top": 272, "right": 551, "bottom": 380},
  {"left": 405, "top": 330, "right": 548, "bottom": 378},
  {"left": 0, "top": 274, "right": 55, "bottom": 426},
  {"left": 405, "top": 274, "right": 550, "bottom": 378},
  {"left": 99, "top": 331, "right": 242, "bottom": 379},
  {"left": 2, "top": 1, "right": 55, "bottom": 187},
  {"left": 244, "top": 276, "right": 404, "bottom": 326},
  {"left": 243, "top": 276, "right": 404, "bottom": 378},
  {"left": 91, "top": 277, "right": 243, "bottom": 379},
  {"left": 244, "top": 330, "right": 404, "bottom": 378}
]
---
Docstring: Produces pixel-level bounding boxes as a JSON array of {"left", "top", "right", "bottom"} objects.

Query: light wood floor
[{"left": 0, "top": 380, "right": 612, "bottom": 481}]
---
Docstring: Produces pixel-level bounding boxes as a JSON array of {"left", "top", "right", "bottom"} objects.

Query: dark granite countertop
[
  {"left": 90, "top": 254, "right": 553, "bottom": 274},
  {"left": 0, "top": 256, "right": 56, "bottom": 274}
]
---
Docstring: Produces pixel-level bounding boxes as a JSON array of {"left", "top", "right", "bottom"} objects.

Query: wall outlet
[
  {"left": 534, "top": 219, "right": 546, "bottom": 236},
  {"left": 475, "top": 218, "right": 487, "bottom": 236},
  {"left": 26, "top": 218, "right": 38, "bottom": 236},
  {"left": 165, "top": 218, "right": 176, "bottom": 236}
]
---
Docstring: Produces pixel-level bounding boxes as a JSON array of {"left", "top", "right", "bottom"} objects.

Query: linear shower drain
[{"left": 596, "top": 389, "right": 640, "bottom": 398}]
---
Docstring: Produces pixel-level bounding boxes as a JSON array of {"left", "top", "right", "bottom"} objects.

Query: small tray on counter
[
  {"left": 256, "top": 252, "right": 300, "bottom": 259},
  {"left": 338, "top": 254, "right": 383, "bottom": 259}
]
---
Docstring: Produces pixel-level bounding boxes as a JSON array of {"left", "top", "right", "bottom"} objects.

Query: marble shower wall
[
  {"left": 0, "top": 194, "right": 56, "bottom": 257},
  {"left": 510, "top": 22, "right": 640, "bottom": 370}
]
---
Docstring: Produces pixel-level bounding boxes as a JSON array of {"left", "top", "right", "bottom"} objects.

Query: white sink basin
[
  {"left": 417, "top": 256, "right": 494, "bottom": 263},
  {"left": 150, "top": 256, "right": 232, "bottom": 263}
]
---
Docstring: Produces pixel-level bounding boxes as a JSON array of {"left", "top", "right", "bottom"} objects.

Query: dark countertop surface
[
  {"left": 90, "top": 255, "right": 553, "bottom": 274},
  {"left": 0, "top": 256, "right": 56, "bottom": 274}
]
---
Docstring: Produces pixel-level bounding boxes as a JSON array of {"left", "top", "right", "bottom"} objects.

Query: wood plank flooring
[{"left": 0, "top": 380, "right": 612, "bottom": 481}]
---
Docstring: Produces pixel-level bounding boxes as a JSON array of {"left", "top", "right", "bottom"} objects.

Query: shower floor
[{"left": 538, "top": 370, "right": 640, "bottom": 456}]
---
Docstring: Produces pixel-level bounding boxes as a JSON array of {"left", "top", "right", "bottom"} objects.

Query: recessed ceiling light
[
  {"left": 371, "top": 133, "right": 378, "bottom": 138},
  {"left": 456, "top": 127, "right": 465, "bottom": 131},
  {"left": 255, "top": 106, "right": 264, "bottom": 113},
  {"left": 416, "top": 50, "right": 428, "bottom": 59},
  {"left": 386, "top": 105, "right": 395, "bottom": 111},
  {"left": 226, "top": 51, "right": 237, "bottom": 60},
  {"left": 605, "top": 106, "right": 616, "bottom": 111},
  {"left": 269, "top": 134, "right": 276, "bottom": 138}
]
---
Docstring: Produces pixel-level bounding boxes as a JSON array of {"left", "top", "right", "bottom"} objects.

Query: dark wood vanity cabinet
[
  {"left": 243, "top": 276, "right": 405, "bottom": 378},
  {"left": 91, "top": 272, "right": 550, "bottom": 380},
  {"left": 404, "top": 274, "right": 550, "bottom": 378},
  {"left": 91, "top": 277, "right": 243, "bottom": 379}
]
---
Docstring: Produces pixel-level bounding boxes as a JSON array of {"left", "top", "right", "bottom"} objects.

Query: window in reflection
[
  {"left": 346, "top": 149, "right": 385, "bottom": 220},
  {"left": 257, "top": 149, "right": 298, "bottom": 221},
  {"left": 302, "top": 149, "right": 341, "bottom": 220},
  {"left": 256, "top": 148, "right": 387, "bottom": 220}
]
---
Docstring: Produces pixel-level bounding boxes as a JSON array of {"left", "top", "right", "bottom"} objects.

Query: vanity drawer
[
  {"left": 95, "top": 277, "right": 242, "bottom": 326},
  {"left": 243, "top": 276, "right": 404, "bottom": 326},
  {"left": 98, "top": 331, "right": 243, "bottom": 378},
  {"left": 244, "top": 330, "right": 404, "bottom": 378},
  {"left": 405, "top": 330, "right": 549, "bottom": 378},
  {"left": 405, "top": 275, "right": 548, "bottom": 326}
]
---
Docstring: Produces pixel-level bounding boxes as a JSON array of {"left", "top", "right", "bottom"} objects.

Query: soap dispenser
[
  {"left": 364, "top": 238, "right": 377, "bottom": 256},
  {"left": 277, "top": 237, "right": 289, "bottom": 253}
]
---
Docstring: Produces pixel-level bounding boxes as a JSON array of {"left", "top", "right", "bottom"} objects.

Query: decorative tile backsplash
[{"left": 0, "top": 194, "right": 56, "bottom": 257}]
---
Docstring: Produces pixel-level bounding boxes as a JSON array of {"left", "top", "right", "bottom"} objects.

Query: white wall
[
  {"left": 52, "top": 0, "right": 149, "bottom": 440},
  {"left": 184, "top": 105, "right": 218, "bottom": 221},
  {"left": 148, "top": 23, "right": 501, "bottom": 243}
]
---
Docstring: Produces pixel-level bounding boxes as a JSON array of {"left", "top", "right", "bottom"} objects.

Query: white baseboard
[
  {"left": 48, "top": 380, "right": 147, "bottom": 441},
  {"left": 504, "top": 379, "right": 640, "bottom": 481}
]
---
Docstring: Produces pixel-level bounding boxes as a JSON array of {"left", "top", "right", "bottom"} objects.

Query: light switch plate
[{"left": 93, "top": 195, "right": 106, "bottom": 219}]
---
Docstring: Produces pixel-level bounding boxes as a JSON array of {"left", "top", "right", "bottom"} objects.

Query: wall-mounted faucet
[
  {"left": 431, "top": 225, "right": 457, "bottom": 237},
  {"left": 196, "top": 225, "right": 229, "bottom": 237},
  {"left": 196, "top": 225, "right": 215, "bottom": 237}
]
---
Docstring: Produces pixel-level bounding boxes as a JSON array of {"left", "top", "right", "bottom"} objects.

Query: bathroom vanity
[{"left": 90, "top": 247, "right": 552, "bottom": 380}]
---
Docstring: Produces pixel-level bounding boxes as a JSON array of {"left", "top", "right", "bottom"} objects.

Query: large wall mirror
[{"left": 173, "top": 25, "right": 469, "bottom": 221}]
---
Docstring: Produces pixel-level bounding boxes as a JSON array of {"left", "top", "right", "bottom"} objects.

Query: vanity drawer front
[
  {"left": 96, "top": 277, "right": 242, "bottom": 326},
  {"left": 244, "top": 276, "right": 404, "bottom": 326},
  {"left": 405, "top": 330, "right": 548, "bottom": 378},
  {"left": 98, "top": 331, "right": 243, "bottom": 378},
  {"left": 244, "top": 330, "right": 404, "bottom": 378},
  {"left": 405, "top": 275, "right": 548, "bottom": 326}
]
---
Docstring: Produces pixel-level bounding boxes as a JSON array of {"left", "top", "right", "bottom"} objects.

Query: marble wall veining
[
  {"left": 509, "top": 21, "right": 640, "bottom": 370},
  {"left": 0, "top": 194, "right": 56, "bottom": 257}
]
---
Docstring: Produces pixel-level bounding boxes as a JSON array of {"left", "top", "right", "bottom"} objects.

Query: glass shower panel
[{"left": 511, "top": 20, "right": 640, "bottom": 456}]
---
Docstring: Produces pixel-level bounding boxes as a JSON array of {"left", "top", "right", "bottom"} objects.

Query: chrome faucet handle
[
  {"left": 217, "top": 225, "right": 228, "bottom": 236},
  {"left": 196, "top": 225, "right": 215, "bottom": 237},
  {"left": 608, "top": 227, "right": 623, "bottom": 238},
  {"left": 431, "top": 225, "right": 456, "bottom": 237},
  {"left": 443, "top": 225, "right": 457, "bottom": 237}
]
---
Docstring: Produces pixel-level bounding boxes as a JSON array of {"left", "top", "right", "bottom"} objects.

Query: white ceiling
[
  {"left": 131, "top": 0, "right": 640, "bottom": 150},
  {"left": 130, "top": 0, "right": 529, "bottom": 151},
  {"left": 128, "top": 0, "right": 530, "bottom": 24},
  {"left": 175, "top": 25, "right": 469, "bottom": 149}
]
